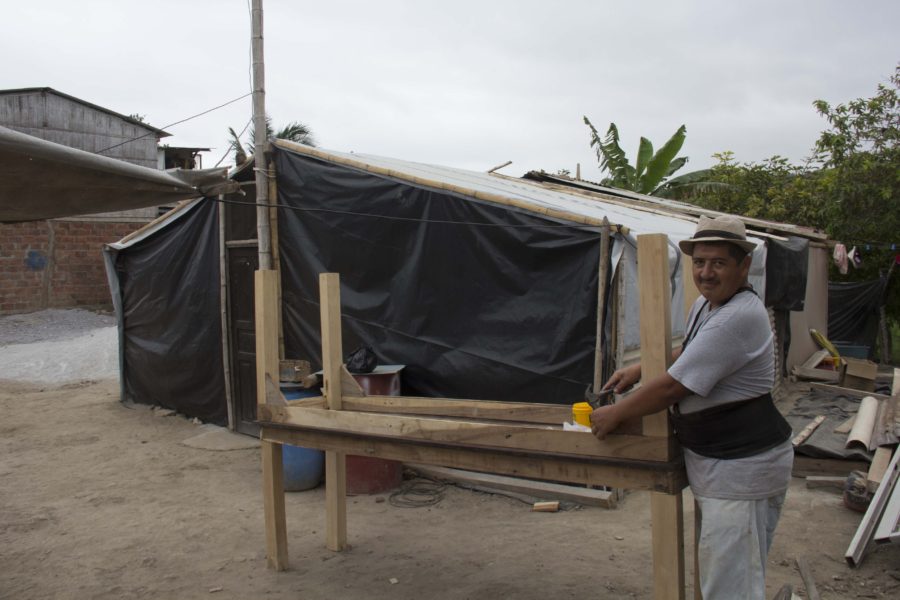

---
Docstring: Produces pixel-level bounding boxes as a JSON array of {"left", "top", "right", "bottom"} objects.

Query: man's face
[{"left": 691, "top": 242, "right": 751, "bottom": 308}]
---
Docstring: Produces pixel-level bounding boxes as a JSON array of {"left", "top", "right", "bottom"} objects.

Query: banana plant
[{"left": 583, "top": 117, "right": 688, "bottom": 195}]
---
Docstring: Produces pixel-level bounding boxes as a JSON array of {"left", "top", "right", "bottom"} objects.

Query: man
[{"left": 590, "top": 215, "right": 793, "bottom": 600}]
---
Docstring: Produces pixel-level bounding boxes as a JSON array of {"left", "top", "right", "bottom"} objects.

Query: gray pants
[{"left": 695, "top": 492, "right": 786, "bottom": 600}]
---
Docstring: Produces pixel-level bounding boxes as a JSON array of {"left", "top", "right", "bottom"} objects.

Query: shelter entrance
[{"left": 228, "top": 244, "right": 260, "bottom": 436}]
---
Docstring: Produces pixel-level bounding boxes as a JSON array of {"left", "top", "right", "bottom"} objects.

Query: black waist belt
[{"left": 670, "top": 393, "right": 792, "bottom": 459}]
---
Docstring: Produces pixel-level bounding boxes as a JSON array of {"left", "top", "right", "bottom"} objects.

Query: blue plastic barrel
[{"left": 280, "top": 387, "right": 325, "bottom": 491}]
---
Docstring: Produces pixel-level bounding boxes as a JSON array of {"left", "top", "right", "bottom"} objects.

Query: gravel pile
[{"left": 0, "top": 309, "right": 118, "bottom": 384}]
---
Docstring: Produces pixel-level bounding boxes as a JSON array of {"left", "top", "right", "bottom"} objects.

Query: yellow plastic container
[{"left": 572, "top": 402, "right": 593, "bottom": 427}]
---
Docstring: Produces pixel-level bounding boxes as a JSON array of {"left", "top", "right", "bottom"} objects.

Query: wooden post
[
  {"left": 320, "top": 273, "right": 347, "bottom": 551},
  {"left": 637, "top": 234, "right": 685, "bottom": 600},
  {"left": 256, "top": 269, "right": 287, "bottom": 569},
  {"left": 593, "top": 217, "right": 611, "bottom": 392},
  {"left": 261, "top": 440, "right": 288, "bottom": 570},
  {"left": 681, "top": 241, "right": 702, "bottom": 600}
]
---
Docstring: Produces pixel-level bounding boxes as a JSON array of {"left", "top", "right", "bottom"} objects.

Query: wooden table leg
[
  {"left": 262, "top": 440, "right": 288, "bottom": 570},
  {"left": 325, "top": 450, "right": 347, "bottom": 551},
  {"left": 651, "top": 491, "right": 685, "bottom": 599}
]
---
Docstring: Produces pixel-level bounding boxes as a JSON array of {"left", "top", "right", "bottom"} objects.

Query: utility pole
[{"left": 251, "top": 0, "right": 272, "bottom": 270}]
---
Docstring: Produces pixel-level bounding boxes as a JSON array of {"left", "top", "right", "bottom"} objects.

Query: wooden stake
[{"left": 320, "top": 273, "right": 347, "bottom": 551}]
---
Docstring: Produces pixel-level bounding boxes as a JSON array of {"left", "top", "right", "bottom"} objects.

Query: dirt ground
[{"left": 1, "top": 379, "right": 898, "bottom": 599}]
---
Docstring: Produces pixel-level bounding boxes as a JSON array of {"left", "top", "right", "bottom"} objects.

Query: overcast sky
[{"left": 4, "top": 1, "right": 898, "bottom": 180}]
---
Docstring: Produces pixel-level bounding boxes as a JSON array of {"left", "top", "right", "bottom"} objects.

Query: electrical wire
[
  {"left": 96, "top": 92, "right": 253, "bottom": 155},
  {"left": 388, "top": 478, "right": 446, "bottom": 508}
]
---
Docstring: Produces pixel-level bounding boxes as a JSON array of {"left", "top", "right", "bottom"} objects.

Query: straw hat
[{"left": 678, "top": 215, "right": 757, "bottom": 256}]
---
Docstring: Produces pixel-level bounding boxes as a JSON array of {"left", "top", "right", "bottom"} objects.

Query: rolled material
[{"left": 846, "top": 396, "right": 879, "bottom": 452}]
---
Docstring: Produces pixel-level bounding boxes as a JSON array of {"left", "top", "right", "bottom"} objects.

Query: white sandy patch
[{"left": 0, "top": 326, "right": 118, "bottom": 384}]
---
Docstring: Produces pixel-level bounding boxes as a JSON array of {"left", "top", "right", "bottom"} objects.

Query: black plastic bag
[{"left": 345, "top": 345, "right": 377, "bottom": 373}]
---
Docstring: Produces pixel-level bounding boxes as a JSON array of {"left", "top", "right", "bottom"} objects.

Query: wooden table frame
[{"left": 256, "top": 234, "right": 690, "bottom": 599}]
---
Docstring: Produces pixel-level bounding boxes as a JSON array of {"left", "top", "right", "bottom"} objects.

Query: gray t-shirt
[{"left": 668, "top": 291, "right": 793, "bottom": 500}]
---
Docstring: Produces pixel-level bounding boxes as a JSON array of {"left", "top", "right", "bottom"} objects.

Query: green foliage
[
  {"left": 679, "top": 65, "right": 900, "bottom": 324},
  {"left": 229, "top": 115, "right": 317, "bottom": 163},
  {"left": 583, "top": 118, "right": 689, "bottom": 194}
]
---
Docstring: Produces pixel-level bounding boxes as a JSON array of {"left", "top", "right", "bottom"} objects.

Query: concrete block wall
[{"left": 0, "top": 220, "right": 140, "bottom": 314}]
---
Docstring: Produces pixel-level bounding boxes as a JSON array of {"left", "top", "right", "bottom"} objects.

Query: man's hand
[
  {"left": 590, "top": 404, "right": 621, "bottom": 440},
  {"left": 603, "top": 363, "right": 641, "bottom": 394}
]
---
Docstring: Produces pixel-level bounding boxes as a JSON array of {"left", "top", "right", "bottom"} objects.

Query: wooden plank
[
  {"left": 319, "top": 273, "right": 346, "bottom": 552},
  {"left": 805, "top": 476, "right": 846, "bottom": 492},
  {"left": 833, "top": 414, "right": 856, "bottom": 434},
  {"left": 255, "top": 270, "right": 280, "bottom": 406},
  {"left": 407, "top": 464, "right": 616, "bottom": 508},
  {"left": 532, "top": 501, "right": 560, "bottom": 512},
  {"left": 873, "top": 460, "right": 900, "bottom": 544},
  {"left": 651, "top": 492, "right": 685, "bottom": 600},
  {"left": 340, "top": 394, "right": 573, "bottom": 425},
  {"left": 893, "top": 368, "right": 900, "bottom": 397},
  {"left": 792, "top": 415, "right": 826, "bottom": 447},
  {"left": 637, "top": 234, "right": 674, "bottom": 438},
  {"left": 846, "top": 443, "right": 900, "bottom": 566},
  {"left": 261, "top": 441, "right": 288, "bottom": 570},
  {"left": 792, "top": 366, "right": 841, "bottom": 383},
  {"left": 802, "top": 349, "right": 830, "bottom": 369},
  {"left": 795, "top": 556, "right": 821, "bottom": 600},
  {"left": 867, "top": 446, "right": 893, "bottom": 493},
  {"left": 258, "top": 404, "right": 672, "bottom": 462},
  {"left": 807, "top": 382, "right": 891, "bottom": 400},
  {"left": 260, "top": 426, "right": 689, "bottom": 494}
]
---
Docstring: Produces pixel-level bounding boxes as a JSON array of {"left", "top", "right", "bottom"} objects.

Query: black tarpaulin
[
  {"left": 828, "top": 278, "right": 885, "bottom": 352},
  {"left": 103, "top": 198, "right": 226, "bottom": 424},
  {"left": 273, "top": 145, "right": 603, "bottom": 405},
  {"left": 765, "top": 236, "right": 809, "bottom": 311}
]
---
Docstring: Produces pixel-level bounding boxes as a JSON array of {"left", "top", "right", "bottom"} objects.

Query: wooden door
[{"left": 228, "top": 245, "right": 260, "bottom": 436}]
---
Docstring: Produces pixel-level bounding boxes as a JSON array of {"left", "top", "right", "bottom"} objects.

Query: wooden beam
[
  {"left": 638, "top": 234, "right": 685, "bottom": 599},
  {"left": 651, "top": 491, "right": 685, "bottom": 600},
  {"left": 340, "top": 394, "right": 573, "bottom": 425},
  {"left": 261, "top": 440, "right": 288, "bottom": 570},
  {"left": 407, "top": 464, "right": 617, "bottom": 508},
  {"left": 258, "top": 404, "right": 671, "bottom": 462},
  {"left": 255, "top": 270, "right": 280, "bottom": 407},
  {"left": 637, "top": 234, "right": 674, "bottom": 438},
  {"left": 795, "top": 556, "right": 821, "bottom": 600},
  {"left": 319, "top": 273, "right": 346, "bottom": 552},
  {"left": 260, "top": 426, "right": 689, "bottom": 494}
]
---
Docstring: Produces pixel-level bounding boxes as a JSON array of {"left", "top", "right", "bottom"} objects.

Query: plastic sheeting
[
  {"left": 828, "top": 278, "right": 885, "bottom": 352},
  {"left": 0, "top": 125, "right": 237, "bottom": 222},
  {"left": 274, "top": 147, "right": 604, "bottom": 405},
  {"left": 103, "top": 199, "right": 226, "bottom": 424},
  {"left": 765, "top": 236, "right": 809, "bottom": 311}
]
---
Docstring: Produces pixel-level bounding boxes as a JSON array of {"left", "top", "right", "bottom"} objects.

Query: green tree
[
  {"left": 583, "top": 118, "right": 689, "bottom": 194},
  {"left": 229, "top": 116, "right": 316, "bottom": 164}
]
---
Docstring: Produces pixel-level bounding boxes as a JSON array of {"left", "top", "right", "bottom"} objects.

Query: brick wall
[{"left": 0, "top": 220, "right": 141, "bottom": 314}]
